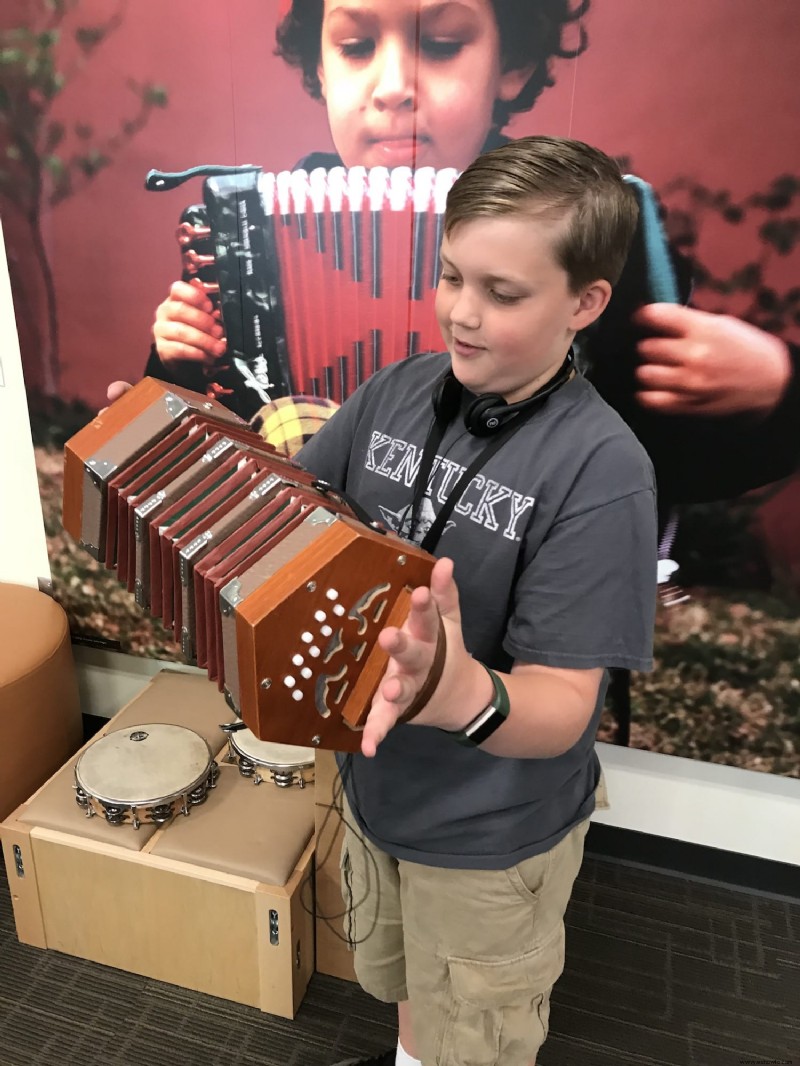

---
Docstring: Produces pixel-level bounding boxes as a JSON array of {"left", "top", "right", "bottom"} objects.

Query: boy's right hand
[
  {"left": 152, "top": 280, "right": 227, "bottom": 371},
  {"left": 106, "top": 380, "right": 132, "bottom": 406},
  {"left": 97, "top": 380, "right": 133, "bottom": 414}
]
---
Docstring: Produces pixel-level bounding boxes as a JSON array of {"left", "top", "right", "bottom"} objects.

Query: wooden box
[{"left": 0, "top": 671, "right": 315, "bottom": 1018}]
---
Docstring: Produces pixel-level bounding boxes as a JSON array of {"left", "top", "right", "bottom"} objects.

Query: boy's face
[
  {"left": 317, "top": 0, "right": 530, "bottom": 171},
  {"left": 435, "top": 212, "right": 610, "bottom": 402}
]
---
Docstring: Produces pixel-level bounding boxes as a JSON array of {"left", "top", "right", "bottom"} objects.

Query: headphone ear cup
[
  {"left": 465, "top": 394, "right": 507, "bottom": 436},
  {"left": 432, "top": 372, "right": 463, "bottom": 425}
]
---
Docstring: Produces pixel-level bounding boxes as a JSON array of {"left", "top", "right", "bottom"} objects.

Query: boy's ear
[
  {"left": 497, "top": 63, "right": 535, "bottom": 103},
  {"left": 571, "top": 280, "right": 612, "bottom": 331},
  {"left": 317, "top": 63, "right": 327, "bottom": 100}
]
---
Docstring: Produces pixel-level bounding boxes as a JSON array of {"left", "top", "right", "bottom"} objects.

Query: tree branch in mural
[{"left": 0, "top": 0, "right": 167, "bottom": 396}]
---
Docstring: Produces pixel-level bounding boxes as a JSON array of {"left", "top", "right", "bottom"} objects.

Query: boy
[
  {"left": 295, "top": 135, "right": 656, "bottom": 1066},
  {"left": 147, "top": 0, "right": 588, "bottom": 402}
]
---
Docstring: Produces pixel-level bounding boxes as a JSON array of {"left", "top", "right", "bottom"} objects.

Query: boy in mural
[
  {"left": 136, "top": 0, "right": 798, "bottom": 491},
  {"left": 295, "top": 134, "right": 654, "bottom": 1066},
  {"left": 103, "top": 0, "right": 799, "bottom": 760},
  {"left": 142, "top": 0, "right": 588, "bottom": 415}
]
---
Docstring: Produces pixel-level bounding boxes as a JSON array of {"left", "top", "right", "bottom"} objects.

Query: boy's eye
[
  {"left": 421, "top": 37, "right": 464, "bottom": 60},
  {"left": 491, "top": 290, "right": 521, "bottom": 305},
  {"left": 339, "top": 37, "right": 375, "bottom": 60},
  {"left": 439, "top": 271, "right": 459, "bottom": 285}
]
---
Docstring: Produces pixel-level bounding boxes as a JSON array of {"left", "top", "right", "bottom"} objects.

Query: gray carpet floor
[{"left": 0, "top": 848, "right": 798, "bottom": 1066}]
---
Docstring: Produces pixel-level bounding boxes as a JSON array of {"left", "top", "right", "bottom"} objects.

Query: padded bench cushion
[
  {"left": 17, "top": 669, "right": 314, "bottom": 880},
  {"left": 150, "top": 762, "right": 314, "bottom": 886},
  {"left": 18, "top": 754, "right": 158, "bottom": 849},
  {"left": 111, "top": 671, "right": 236, "bottom": 757},
  {"left": 18, "top": 670, "right": 236, "bottom": 849}
]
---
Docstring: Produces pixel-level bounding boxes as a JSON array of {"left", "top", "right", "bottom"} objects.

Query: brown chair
[{"left": 0, "top": 583, "right": 83, "bottom": 821}]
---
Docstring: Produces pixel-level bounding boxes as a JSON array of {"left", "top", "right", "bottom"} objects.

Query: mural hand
[
  {"left": 153, "top": 279, "right": 226, "bottom": 371},
  {"left": 634, "top": 304, "right": 791, "bottom": 417}
]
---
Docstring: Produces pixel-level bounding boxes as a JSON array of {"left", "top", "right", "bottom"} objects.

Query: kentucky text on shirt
[{"left": 366, "top": 431, "right": 535, "bottom": 541}]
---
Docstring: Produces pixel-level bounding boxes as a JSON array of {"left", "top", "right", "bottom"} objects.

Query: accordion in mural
[
  {"left": 146, "top": 163, "right": 459, "bottom": 418},
  {"left": 62, "top": 378, "right": 435, "bottom": 752}
]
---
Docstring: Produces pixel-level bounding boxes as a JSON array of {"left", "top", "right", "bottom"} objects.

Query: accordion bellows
[
  {"left": 63, "top": 379, "right": 434, "bottom": 752},
  {"left": 167, "top": 164, "right": 459, "bottom": 416}
]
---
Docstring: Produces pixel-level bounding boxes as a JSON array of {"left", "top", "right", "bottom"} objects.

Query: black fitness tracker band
[{"left": 447, "top": 665, "right": 510, "bottom": 747}]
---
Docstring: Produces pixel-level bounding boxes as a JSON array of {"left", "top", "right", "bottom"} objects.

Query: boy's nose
[
  {"left": 372, "top": 41, "right": 417, "bottom": 111},
  {"left": 449, "top": 292, "right": 481, "bottom": 331}
]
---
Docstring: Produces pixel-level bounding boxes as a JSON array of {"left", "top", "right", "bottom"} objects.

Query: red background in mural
[
  {"left": 6, "top": 0, "right": 797, "bottom": 408},
  {"left": 4, "top": 0, "right": 799, "bottom": 776}
]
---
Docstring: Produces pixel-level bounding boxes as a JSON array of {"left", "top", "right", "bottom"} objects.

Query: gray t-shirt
[{"left": 298, "top": 352, "right": 657, "bottom": 869}]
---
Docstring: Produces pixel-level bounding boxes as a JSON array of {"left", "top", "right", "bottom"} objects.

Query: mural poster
[{"left": 2, "top": 0, "right": 798, "bottom": 776}]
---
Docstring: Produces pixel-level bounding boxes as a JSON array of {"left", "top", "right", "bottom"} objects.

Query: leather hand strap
[{"left": 395, "top": 613, "right": 447, "bottom": 725}]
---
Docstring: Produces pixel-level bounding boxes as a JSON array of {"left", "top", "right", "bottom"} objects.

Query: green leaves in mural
[
  {"left": 661, "top": 172, "right": 800, "bottom": 337},
  {"left": 760, "top": 217, "right": 800, "bottom": 257}
]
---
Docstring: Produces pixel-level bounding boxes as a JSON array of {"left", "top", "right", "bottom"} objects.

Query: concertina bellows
[{"left": 62, "top": 378, "right": 435, "bottom": 753}]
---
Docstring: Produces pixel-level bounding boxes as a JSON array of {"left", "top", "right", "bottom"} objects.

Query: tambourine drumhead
[
  {"left": 228, "top": 729, "right": 314, "bottom": 771},
  {"left": 75, "top": 724, "right": 213, "bottom": 806}
]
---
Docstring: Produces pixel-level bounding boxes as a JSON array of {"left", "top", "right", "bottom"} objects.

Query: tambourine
[
  {"left": 73, "top": 724, "right": 219, "bottom": 830},
  {"left": 221, "top": 722, "right": 314, "bottom": 788}
]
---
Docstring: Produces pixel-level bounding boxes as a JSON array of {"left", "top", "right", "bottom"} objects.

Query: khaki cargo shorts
[{"left": 339, "top": 788, "right": 599, "bottom": 1066}]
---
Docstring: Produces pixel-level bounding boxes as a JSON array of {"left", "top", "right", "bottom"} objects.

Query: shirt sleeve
[
  {"left": 144, "top": 343, "right": 167, "bottom": 380},
  {"left": 293, "top": 407, "right": 353, "bottom": 489},
  {"left": 505, "top": 486, "right": 658, "bottom": 672},
  {"left": 295, "top": 369, "right": 385, "bottom": 488}
]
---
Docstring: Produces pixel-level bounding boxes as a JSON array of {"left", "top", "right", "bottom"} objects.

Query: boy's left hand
[{"left": 360, "top": 557, "right": 485, "bottom": 757}]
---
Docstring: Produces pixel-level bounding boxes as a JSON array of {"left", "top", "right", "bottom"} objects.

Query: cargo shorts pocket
[{"left": 437, "top": 925, "right": 565, "bottom": 1066}]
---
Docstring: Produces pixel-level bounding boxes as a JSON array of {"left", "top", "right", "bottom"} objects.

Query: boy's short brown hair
[{"left": 444, "top": 135, "right": 639, "bottom": 292}]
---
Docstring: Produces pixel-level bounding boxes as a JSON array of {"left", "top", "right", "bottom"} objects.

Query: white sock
[{"left": 396, "top": 1040, "right": 422, "bottom": 1066}]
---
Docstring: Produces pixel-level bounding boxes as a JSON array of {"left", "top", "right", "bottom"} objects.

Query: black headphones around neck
[{"left": 431, "top": 350, "right": 576, "bottom": 437}]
